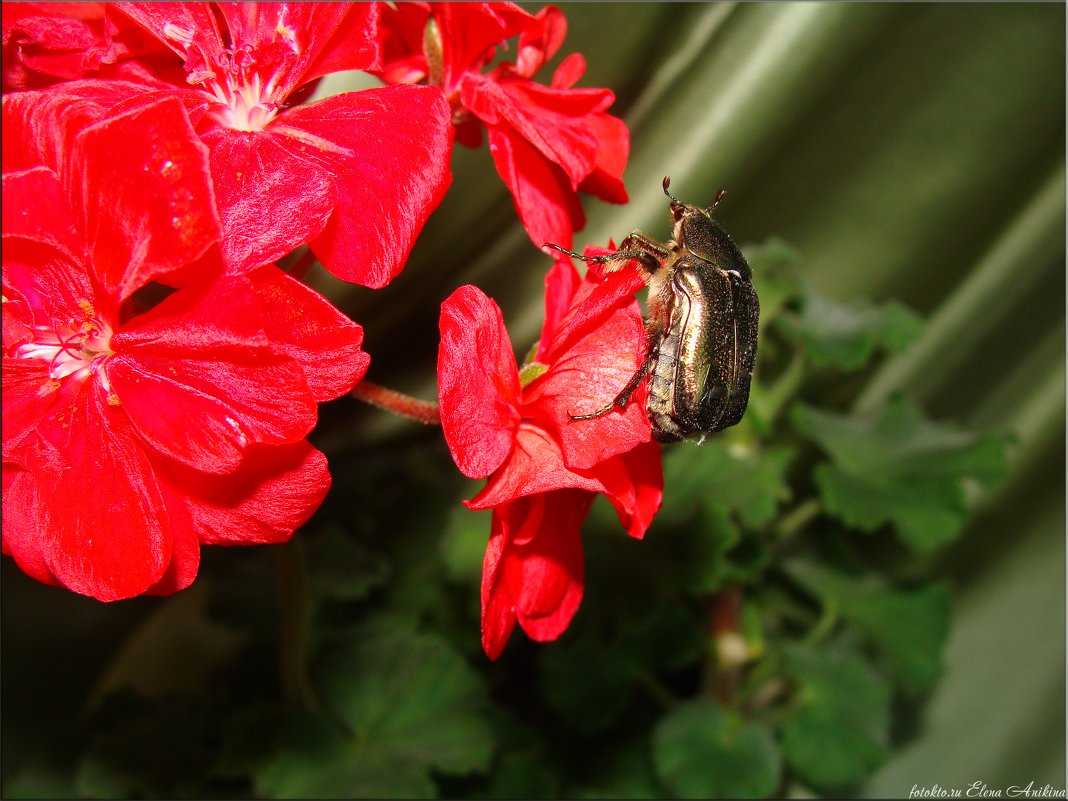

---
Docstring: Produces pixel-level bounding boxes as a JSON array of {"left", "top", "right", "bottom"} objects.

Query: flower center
[
  {"left": 206, "top": 54, "right": 280, "bottom": 132},
  {"left": 15, "top": 303, "right": 115, "bottom": 385}
]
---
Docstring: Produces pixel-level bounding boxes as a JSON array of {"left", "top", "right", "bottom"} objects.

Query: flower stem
[
  {"left": 350, "top": 379, "right": 441, "bottom": 425},
  {"left": 274, "top": 540, "right": 318, "bottom": 712}
]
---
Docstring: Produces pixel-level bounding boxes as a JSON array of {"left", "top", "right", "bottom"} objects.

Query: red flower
[
  {"left": 1, "top": 2, "right": 181, "bottom": 90},
  {"left": 4, "top": 2, "right": 454, "bottom": 288},
  {"left": 2, "top": 95, "right": 369, "bottom": 600},
  {"left": 374, "top": 3, "right": 629, "bottom": 251},
  {"left": 438, "top": 259, "right": 662, "bottom": 658}
]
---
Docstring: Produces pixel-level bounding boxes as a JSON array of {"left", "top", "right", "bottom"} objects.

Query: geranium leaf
[
  {"left": 661, "top": 440, "right": 794, "bottom": 529},
  {"left": 780, "top": 644, "right": 891, "bottom": 789},
  {"left": 785, "top": 560, "right": 950, "bottom": 692},
  {"left": 782, "top": 293, "right": 923, "bottom": 371},
  {"left": 792, "top": 396, "right": 1010, "bottom": 551},
  {"left": 653, "top": 698, "right": 780, "bottom": 799},
  {"left": 257, "top": 620, "right": 494, "bottom": 798}
]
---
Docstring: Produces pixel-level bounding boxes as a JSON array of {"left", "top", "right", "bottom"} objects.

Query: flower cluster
[
  {"left": 371, "top": 2, "right": 629, "bottom": 250},
  {"left": 439, "top": 258, "right": 662, "bottom": 658},
  {"left": 3, "top": 2, "right": 653, "bottom": 656}
]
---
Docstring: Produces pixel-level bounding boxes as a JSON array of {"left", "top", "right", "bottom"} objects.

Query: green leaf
[
  {"left": 785, "top": 560, "right": 951, "bottom": 692},
  {"left": 792, "top": 396, "right": 1010, "bottom": 550},
  {"left": 257, "top": 621, "right": 494, "bottom": 798},
  {"left": 782, "top": 293, "right": 923, "bottom": 371},
  {"left": 662, "top": 440, "right": 794, "bottom": 530},
  {"left": 745, "top": 238, "right": 806, "bottom": 332},
  {"left": 780, "top": 644, "right": 891, "bottom": 789},
  {"left": 653, "top": 698, "right": 781, "bottom": 799}
]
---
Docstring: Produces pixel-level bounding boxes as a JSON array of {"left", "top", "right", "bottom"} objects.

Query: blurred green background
[{"left": 3, "top": 3, "right": 1064, "bottom": 798}]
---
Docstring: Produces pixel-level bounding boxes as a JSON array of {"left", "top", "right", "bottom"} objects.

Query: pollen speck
[{"left": 107, "top": 393, "right": 121, "bottom": 406}]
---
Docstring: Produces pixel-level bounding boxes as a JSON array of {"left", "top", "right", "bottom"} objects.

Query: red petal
[
  {"left": 466, "top": 423, "right": 605, "bottom": 510},
  {"left": 535, "top": 256, "right": 581, "bottom": 362},
  {"left": 593, "top": 442, "right": 664, "bottom": 540},
  {"left": 260, "top": 85, "right": 453, "bottom": 287},
  {"left": 437, "top": 285, "right": 521, "bottom": 479},
  {"left": 515, "top": 5, "right": 567, "bottom": 79},
  {"left": 2, "top": 167, "right": 80, "bottom": 257},
  {"left": 73, "top": 96, "right": 221, "bottom": 299},
  {"left": 2, "top": 79, "right": 144, "bottom": 174},
  {"left": 40, "top": 383, "right": 174, "bottom": 600},
  {"left": 201, "top": 125, "right": 334, "bottom": 274},
  {"left": 433, "top": 2, "right": 535, "bottom": 92},
  {"left": 1, "top": 463, "right": 58, "bottom": 587},
  {"left": 484, "top": 125, "right": 583, "bottom": 250},
  {"left": 164, "top": 440, "right": 330, "bottom": 546},
  {"left": 372, "top": 2, "right": 429, "bottom": 84},
  {"left": 247, "top": 265, "right": 369, "bottom": 401},
  {"left": 524, "top": 267, "right": 651, "bottom": 469},
  {"left": 462, "top": 74, "right": 605, "bottom": 188},
  {"left": 300, "top": 3, "right": 382, "bottom": 81},
  {"left": 110, "top": 276, "right": 317, "bottom": 474},
  {"left": 550, "top": 52, "right": 585, "bottom": 90},
  {"left": 481, "top": 490, "right": 589, "bottom": 659},
  {"left": 577, "top": 113, "right": 630, "bottom": 204}
]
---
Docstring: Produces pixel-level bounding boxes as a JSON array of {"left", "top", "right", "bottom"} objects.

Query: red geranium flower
[
  {"left": 2, "top": 95, "right": 369, "bottom": 600},
  {"left": 4, "top": 2, "right": 454, "bottom": 288},
  {"left": 374, "top": 2, "right": 629, "bottom": 251},
  {"left": 438, "top": 258, "right": 662, "bottom": 658},
  {"left": 1, "top": 2, "right": 182, "bottom": 90}
]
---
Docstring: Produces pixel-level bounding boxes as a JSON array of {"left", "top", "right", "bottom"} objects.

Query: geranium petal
[
  {"left": 247, "top": 265, "right": 369, "bottom": 401},
  {"left": 299, "top": 3, "right": 381, "bottom": 81},
  {"left": 481, "top": 490, "right": 590, "bottom": 659},
  {"left": 434, "top": 3, "right": 535, "bottom": 91},
  {"left": 516, "top": 5, "right": 567, "bottom": 79},
  {"left": 438, "top": 285, "right": 521, "bottom": 479},
  {"left": 593, "top": 442, "right": 664, "bottom": 540},
  {"left": 535, "top": 256, "right": 581, "bottom": 363},
  {"left": 1, "top": 463, "right": 58, "bottom": 587},
  {"left": 202, "top": 126, "right": 335, "bottom": 274},
  {"left": 577, "top": 113, "right": 629, "bottom": 204},
  {"left": 110, "top": 276, "right": 317, "bottom": 473},
  {"left": 484, "top": 124, "right": 583, "bottom": 250},
  {"left": 41, "top": 383, "right": 173, "bottom": 601},
  {"left": 1, "top": 167, "right": 81, "bottom": 257},
  {"left": 279, "top": 85, "right": 452, "bottom": 288},
  {"left": 73, "top": 95, "right": 221, "bottom": 299},
  {"left": 466, "top": 423, "right": 605, "bottom": 510},
  {"left": 462, "top": 74, "right": 604, "bottom": 187},
  {"left": 524, "top": 267, "right": 652, "bottom": 469},
  {"left": 165, "top": 440, "right": 330, "bottom": 546}
]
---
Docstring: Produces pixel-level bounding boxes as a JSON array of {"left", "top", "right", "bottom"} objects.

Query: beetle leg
[
  {"left": 568, "top": 327, "right": 659, "bottom": 421},
  {"left": 545, "top": 232, "right": 669, "bottom": 281}
]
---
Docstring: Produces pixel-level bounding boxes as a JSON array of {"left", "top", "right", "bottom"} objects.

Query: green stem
[
  {"left": 805, "top": 599, "right": 839, "bottom": 646},
  {"left": 774, "top": 497, "right": 822, "bottom": 541},
  {"left": 761, "top": 346, "right": 807, "bottom": 424},
  {"left": 274, "top": 540, "right": 318, "bottom": 712}
]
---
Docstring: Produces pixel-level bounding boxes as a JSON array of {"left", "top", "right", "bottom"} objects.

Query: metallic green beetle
[{"left": 549, "top": 177, "right": 759, "bottom": 443}]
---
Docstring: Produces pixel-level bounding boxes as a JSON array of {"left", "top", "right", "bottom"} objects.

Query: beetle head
[{"left": 663, "top": 177, "right": 727, "bottom": 223}]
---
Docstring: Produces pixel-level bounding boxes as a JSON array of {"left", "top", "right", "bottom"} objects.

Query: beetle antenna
[
  {"left": 662, "top": 176, "right": 681, "bottom": 204},
  {"left": 710, "top": 188, "right": 726, "bottom": 212},
  {"left": 663, "top": 176, "right": 685, "bottom": 220}
]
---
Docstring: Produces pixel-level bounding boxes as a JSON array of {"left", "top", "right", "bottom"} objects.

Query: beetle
[{"left": 547, "top": 177, "right": 759, "bottom": 443}]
